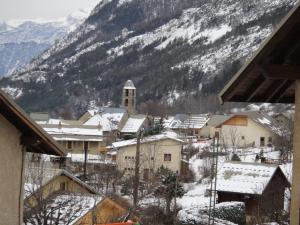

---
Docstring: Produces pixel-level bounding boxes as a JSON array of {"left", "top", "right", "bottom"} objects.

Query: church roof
[{"left": 123, "top": 80, "right": 136, "bottom": 89}]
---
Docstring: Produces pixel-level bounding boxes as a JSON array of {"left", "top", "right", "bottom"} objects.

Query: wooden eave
[
  {"left": 0, "top": 90, "right": 65, "bottom": 156},
  {"left": 219, "top": 2, "right": 300, "bottom": 104}
]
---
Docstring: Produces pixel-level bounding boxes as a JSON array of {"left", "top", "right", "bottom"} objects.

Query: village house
[
  {"left": 218, "top": 2, "right": 300, "bottom": 223},
  {"left": 200, "top": 114, "right": 231, "bottom": 138},
  {"left": 42, "top": 123, "right": 107, "bottom": 154},
  {"left": 216, "top": 162, "right": 290, "bottom": 224},
  {"left": 110, "top": 133, "right": 184, "bottom": 180},
  {"left": 0, "top": 90, "right": 65, "bottom": 225},
  {"left": 24, "top": 167, "right": 131, "bottom": 224},
  {"left": 24, "top": 168, "right": 97, "bottom": 204},
  {"left": 120, "top": 114, "right": 151, "bottom": 138},
  {"left": 167, "top": 114, "right": 209, "bottom": 139},
  {"left": 217, "top": 111, "right": 283, "bottom": 148}
]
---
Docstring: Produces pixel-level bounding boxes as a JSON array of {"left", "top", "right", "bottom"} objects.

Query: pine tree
[{"left": 154, "top": 166, "right": 185, "bottom": 216}]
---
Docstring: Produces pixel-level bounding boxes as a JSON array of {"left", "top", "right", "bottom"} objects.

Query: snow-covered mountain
[
  {"left": 0, "top": 0, "right": 297, "bottom": 115},
  {"left": 0, "top": 8, "right": 91, "bottom": 77}
]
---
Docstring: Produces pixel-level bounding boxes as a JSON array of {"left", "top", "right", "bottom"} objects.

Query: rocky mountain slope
[
  {"left": 0, "top": 9, "right": 90, "bottom": 77},
  {"left": 0, "top": 0, "right": 296, "bottom": 116}
]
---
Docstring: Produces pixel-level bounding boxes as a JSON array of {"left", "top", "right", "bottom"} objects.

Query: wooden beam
[
  {"left": 263, "top": 65, "right": 300, "bottom": 80},
  {"left": 262, "top": 80, "right": 286, "bottom": 102},
  {"left": 269, "top": 80, "right": 294, "bottom": 102},
  {"left": 244, "top": 75, "right": 266, "bottom": 101},
  {"left": 290, "top": 80, "right": 300, "bottom": 225}
]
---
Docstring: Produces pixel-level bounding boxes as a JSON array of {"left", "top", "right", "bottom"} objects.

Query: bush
[
  {"left": 231, "top": 153, "right": 241, "bottom": 161},
  {"left": 120, "top": 177, "right": 134, "bottom": 196},
  {"left": 212, "top": 202, "right": 246, "bottom": 225},
  {"left": 185, "top": 202, "right": 246, "bottom": 225},
  {"left": 178, "top": 206, "right": 236, "bottom": 225}
]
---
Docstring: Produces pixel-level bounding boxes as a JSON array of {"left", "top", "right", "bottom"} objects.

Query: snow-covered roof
[
  {"left": 88, "top": 109, "right": 98, "bottom": 116},
  {"left": 206, "top": 115, "right": 232, "bottom": 127},
  {"left": 121, "top": 115, "right": 146, "bottom": 133},
  {"left": 36, "top": 118, "right": 83, "bottom": 126},
  {"left": 101, "top": 107, "right": 127, "bottom": 123},
  {"left": 84, "top": 114, "right": 115, "bottom": 131},
  {"left": 123, "top": 80, "right": 136, "bottom": 89},
  {"left": 169, "top": 114, "right": 209, "bottom": 129},
  {"left": 112, "top": 132, "right": 184, "bottom": 148},
  {"left": 244, "top": 111, "right": 283, "bottom": 136},
  {"left": 24, "top": 193, "right": 103, "bottom": 225},
  {"left": 219, "top": 111, "right": 284, "bottom": 136},
  {"left": 154, "top": 116, "right": 175, "bottom": 129},
  {"left": 216, "top": 162, "right": 288, "bottom": 195},
  {"left": 42, "top": 125, "right": 103, "bottom": 140},
  {"left": 25, "top": 167, "right": 97, "bottom": 198}
]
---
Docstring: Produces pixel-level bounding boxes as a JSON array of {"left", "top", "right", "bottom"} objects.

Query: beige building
[
  {"left": 217, "top": 112, "right": 282, "bottom": 148},
  {"left": 24, "top": 168, "right": 131, "bottom": 224},
  {"left": 41, "top": 124, "right": 107, "bottom": 154},
  {"left": 0, "top": 90, "right": 64, "bottom": 225},
  {"left": 32, "top": 107, "right": 130, "bottom": 154},
  {"left": 111, "top": 133, "right": 184, "bottom": 179},
  {"left": 24, "top": 168, "right": 97, "bottom": 205}
]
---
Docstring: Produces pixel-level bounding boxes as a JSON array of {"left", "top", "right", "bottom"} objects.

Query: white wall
[{"left": 220, "top": 118, "right": 277, "bottom": 148}]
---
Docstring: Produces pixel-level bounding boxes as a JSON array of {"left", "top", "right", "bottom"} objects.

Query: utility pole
[
  {"left": 133, "top": 129, "right": 143, "bottom": 208},
  {"left": 84, "top": 141, "right": 88, "bottom": 181},
  {"left": 173, "top": 170, "right": 179, "bottom": 225},
  {"left": 208, "top": 135, "right": 219, "bottom": 225}
]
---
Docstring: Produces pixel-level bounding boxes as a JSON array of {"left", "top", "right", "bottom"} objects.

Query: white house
[{"left": 217, "top": 111, "right": 283, "bottom": 148}]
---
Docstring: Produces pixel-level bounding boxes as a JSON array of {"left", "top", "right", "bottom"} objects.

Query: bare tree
[
  {"left": 276, "top": 118, "right": 294, "bottom": 163},
  {"left": 90, "top": 164, "right": 124, "bottom": 195},
  {"left": 228, "top": 127, "right": 242, "bottom": 153},
  {"left": 23, "top": 164, "right": 97, "bottom": 225}
]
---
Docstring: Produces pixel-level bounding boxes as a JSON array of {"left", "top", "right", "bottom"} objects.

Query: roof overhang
[
  {"left": 0, "top": 90, "right": 65, "bottom": 156},
  {"left": 219, "top": 2, "right": 300, "bottom": 104}
]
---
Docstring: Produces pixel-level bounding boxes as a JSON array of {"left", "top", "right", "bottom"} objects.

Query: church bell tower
[{"left": 122, "top": 80, "right": 136, "bottom": 114}]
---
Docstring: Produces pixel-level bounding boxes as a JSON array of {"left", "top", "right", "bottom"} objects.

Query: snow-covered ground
[{"left": 176, "top": 141, "right": 291, "bottom": 223}]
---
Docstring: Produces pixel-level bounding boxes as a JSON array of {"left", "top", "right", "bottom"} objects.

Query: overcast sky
[{"left": 0, "top": 0, "right": 100, "bottom": 21}]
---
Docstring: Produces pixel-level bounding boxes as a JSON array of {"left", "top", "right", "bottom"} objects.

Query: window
[
  {"left": 151, "top": 157, "right": 154, "bottom": 161},
  {"left": 215, "top": 131, "right": 220, "bottom": 138},
  {"left": 60, "top": 182, "right": 67, "bottom": 191},
  {"left": 268, "top": 137, "right": 273, "bottom": 143},
  {"left": 125, "top": 89, "right": 129, "bottom": 97},
  {"left": 241, "top": 136, "right": 245, "bottom": 140},
  {"left": 260, "top": 137, "right": 265, "bottom": 146},
  {"left": 164, "top": 154, "right": 172, "bottom": 162},
  {"left": 195, "top": 130, "right": 199, "bottom": 135},
  {"left": 67, "top": 141, "right": 73, "bottom": 149},
  {"left": 125, "top": 99, "right": 129, "bottom": 106},
  {"left": 125, "top": 156, "right": 128, "bottom": 160}
]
